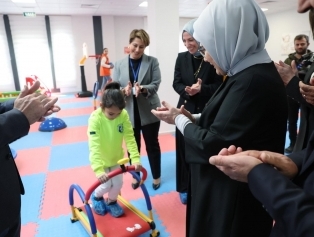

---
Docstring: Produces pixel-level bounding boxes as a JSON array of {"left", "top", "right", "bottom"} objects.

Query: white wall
[{"left": 265, "top": 10, "right": 314, "bottom": 62}]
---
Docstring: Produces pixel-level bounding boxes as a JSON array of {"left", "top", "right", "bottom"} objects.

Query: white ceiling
[{"left": 0, "top": 0, "right": 298, "bottom": 17}]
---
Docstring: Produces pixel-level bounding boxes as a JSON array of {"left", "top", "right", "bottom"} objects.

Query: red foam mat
[
  {"left": 79, "top": 202, "right": 152, "bottom": 237},
  {"left": 21, "top": 222, "right": 38, "bottom": 237}
]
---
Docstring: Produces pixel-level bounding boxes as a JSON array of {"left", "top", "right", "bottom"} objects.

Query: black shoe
[
  {"left": 131, "top": 182, "right": 140, "bottom": 190},
  {"left": 284, "top": 144, "right": 295, "bottom": 153},
  {"left": 152, "top": 183, "right": 160, "bottom": 190}
]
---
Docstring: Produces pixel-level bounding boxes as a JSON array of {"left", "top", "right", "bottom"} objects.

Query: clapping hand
[
  {"left": 274, "top": 60, "right": 298, "bottom": 85},
  {"left": 185, "top": 79, "right": 202, "bottom": 96},
  {"left": 151, "top": 101, "right": 181, "bottom": 124},
  {"left": 209, "top": 147, "right": 298, "bottom": 182},
  {"left": 134, "top": 82, "right": 141, "bottom": 97},
  {"left": 123, "top": 81, "right": 132, "bottom": 96},
  {"left": 14, "top": 81, "right": 60, "bottom": 124},
  {"left": 299, "top": 76, "right": 314, "bottom": 105}
]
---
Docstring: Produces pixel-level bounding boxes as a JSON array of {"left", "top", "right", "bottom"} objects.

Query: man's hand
[
  {"left": 259, "top": 151, "right": 298, "bottom": 179},
  {"left": 210, "top": 149, "right": 299, "bottom": 181},
  {"left": 299, "top": 78, "right": 314, "bottom": 105},
  {"left": 14, "top": 82, "right": 59, "bottom": 124},
  {"left": 209, "top": 154, "right": 262, "bottom": 182},
  {"left": 274, "top": 60, "right": 298, "bottom": 85},
  {"left": 218, "top": 145, "right": 243, "bottom": 156},
  {"left": 151, "top": 101, "right": 181, "bottom": 124},
  {"left": 185, "top": 79, "right": 202, "bottom": 96},
  {"left": 97, "top": 172, "right": 109, "bottom": 184}
]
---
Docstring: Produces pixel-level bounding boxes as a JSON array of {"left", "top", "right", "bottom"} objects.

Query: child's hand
[
  {"left": 97, "top": 172, "right": 109, "bottom": 184},
  {"left": 134, "top": 163, "right": 142, "bottom": 172}
]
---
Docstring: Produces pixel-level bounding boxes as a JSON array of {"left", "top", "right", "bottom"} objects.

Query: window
[
  {"left": 9, "top": 15, "right": 52, "bottom": 90},
  {"left": 50, "top": 16, "right": 77, "bottom": 89}
]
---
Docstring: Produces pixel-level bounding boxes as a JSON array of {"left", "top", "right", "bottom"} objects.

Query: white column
[{"left": 147, "top": 0, "right": 179, "bottom": 134}]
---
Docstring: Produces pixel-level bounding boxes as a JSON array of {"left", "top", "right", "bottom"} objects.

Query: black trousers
[
  {"left": 287, "top": 97, "right": 299, "bottom": 143},
  {"left": 131, "top": 97, "right": 161, "bottom": 180},
  {"left": 175, "top": 127, "right": 189, "bottom": 193},
  {"left": 0, "top": 217, "right": 20, "bottom": 237}
]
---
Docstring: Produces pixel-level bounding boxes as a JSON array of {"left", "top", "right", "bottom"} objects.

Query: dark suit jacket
[
  {"left": 0, "top": 100, "right": 29, "bottom": 232},
  {"left": 173, "top": 52, "right": 222, "bottom": 113},
  {"left": 183, "top": 62, "right": 288, "bottom": 237},
  {"left": 286, "top": 63, "right": 314, "bottom": 151},
  {"left": 248, "top": 130, "right": 314, "bottom": 237}
]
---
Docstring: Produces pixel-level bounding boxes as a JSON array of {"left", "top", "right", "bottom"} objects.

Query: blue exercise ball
[{"left": 39, "top": 117, "right": 67, "bottom": 132}]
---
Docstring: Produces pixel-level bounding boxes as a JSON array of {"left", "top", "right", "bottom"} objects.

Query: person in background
[
  {"left": 173, "top": 18, "right": 222, "bottom": 204},
  {"left": 283, "top": 34, "right": 311, "bottom": 153},
  {"left": 0, "top": 81, "right": 60, "bottom": 237},
  {"left": 87, "top": 82, "right": 142, "bottom": 218},
  {"left": 152, "top": 0, "right": 288, "bottom": 236},
  {"left": 276, "top": 14, "right": 314, "bottom": 153},
  {"left": 99, "top": 48, "right": 114, "bottom": 91},
  {"left": 113, "top": 29, "right": 162, "bottom": 191}
]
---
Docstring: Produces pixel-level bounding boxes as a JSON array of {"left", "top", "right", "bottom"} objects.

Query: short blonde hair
[{"left": 129, "top": 29, "right": 150, "bottom": 46}]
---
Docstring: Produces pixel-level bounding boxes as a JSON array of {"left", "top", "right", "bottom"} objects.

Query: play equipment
[
  {"left": 76, "top": 43, "right": 101, "bottom": 98},
  {"left": 39, "top": 117, "right": 67, "bottom": 132},
  {"left": 69, "top": 158, "right": 160, "bottom": 237},
  {"left": 0, "top": 75, "right": 51, "bottom": 102}
]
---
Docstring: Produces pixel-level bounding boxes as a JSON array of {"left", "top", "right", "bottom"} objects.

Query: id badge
[{"left": 132, "top": 87, "right": 136, "bottom": 95}]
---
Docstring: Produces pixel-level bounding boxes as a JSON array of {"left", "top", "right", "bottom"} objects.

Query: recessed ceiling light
[
  {"left": 139, "top": 1, "right": 148, "bottom": 7},
  {"left": 261, "top": 8, "right": 268, "bottom": 11},
  {"left": 11, "top": 0, "right": 36, "bottom": 3}
]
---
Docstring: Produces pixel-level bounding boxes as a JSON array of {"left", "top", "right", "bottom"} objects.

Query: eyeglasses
[{"left": 198, "top": 44, "right": 205, "bottom": 57}]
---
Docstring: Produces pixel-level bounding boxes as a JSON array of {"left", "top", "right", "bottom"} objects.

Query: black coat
[
  {"left": 0, "top": 100, "right": 29, "bottom": 232},
  {"left": 286, "top": 63, "right": 314, "bottom": 151},
  {"left": 172, "top": 52, "right": 222, "bottom": 192},
  {"left": 183, "top": 62, "right": 288, "bottom": 237},
  {"left": 248, "top": 130, "right": 314, "bottom": 237},
  {"left": 173, "top": 51, "right": 222, "bottom": 114}
]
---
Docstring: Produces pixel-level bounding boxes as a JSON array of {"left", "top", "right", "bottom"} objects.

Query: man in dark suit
[
  {"left": 209, "top": 134, "right": 314, "bottom": 236},
  {"left": 0, "top": 81, "right": 60, "bottom": 237}
]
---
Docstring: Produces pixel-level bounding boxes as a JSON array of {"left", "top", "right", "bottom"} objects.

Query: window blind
[
  {"left": 50, "top": 16, "right": 77, "bottom": 89},
  {"left": 9, "top": 15, "right": 53, "bottom": 90}
]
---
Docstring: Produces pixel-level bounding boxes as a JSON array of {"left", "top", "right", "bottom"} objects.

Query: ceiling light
[
  {"left": 139, "top": 1, "right": 148, "bottom": 7},
  {"left": 11, "top": 0, "right": 36, "bottom": 3},
  {"left": 261, "top": 8, "right": 268, "bottom": 11}
]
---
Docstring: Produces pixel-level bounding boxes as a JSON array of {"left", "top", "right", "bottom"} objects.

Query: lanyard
[{"left": 129, "top": 57, "right": 142, "bottom": 82}]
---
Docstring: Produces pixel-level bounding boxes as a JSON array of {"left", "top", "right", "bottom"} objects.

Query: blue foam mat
[
  {"left": 11, "top": 132, "right": 53, "bottom": 150},
  {"left": 49, "top": 142, "right": 90, "bottom": 171},
  {"left": 21, "top": 173, "right": 46, "bottom": 224}
]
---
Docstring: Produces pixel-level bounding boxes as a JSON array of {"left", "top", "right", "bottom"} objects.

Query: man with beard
[{"left": 284, "top": 34, "right": 311, "bottom": 153}]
